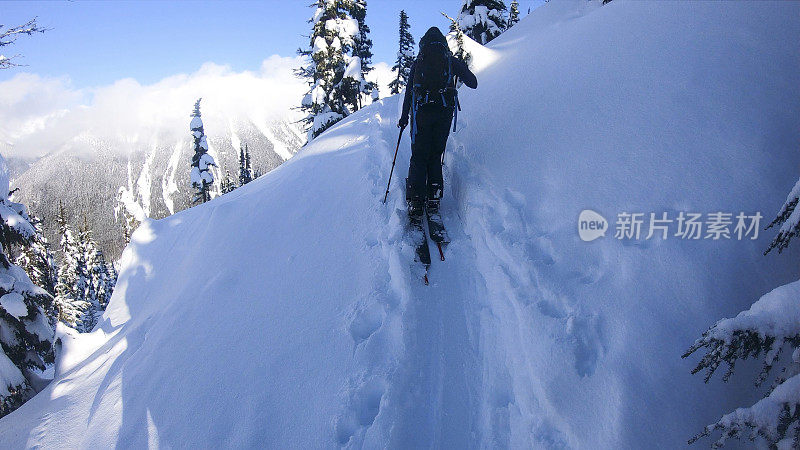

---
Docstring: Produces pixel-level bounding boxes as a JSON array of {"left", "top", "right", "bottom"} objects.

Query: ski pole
[{"left": 383, "top": 125, "right": 406, "bottom": 204}]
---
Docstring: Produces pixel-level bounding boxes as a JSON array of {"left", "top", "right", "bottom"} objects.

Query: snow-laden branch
[
  {"left": 0, "top": 17, "right": 48, "bottom": 69},
  {"left": 765, "top": 176, "right": 800, "bottom": 255},
  {"left": 689, "top": 374, "right": 799, "bottom": 448},
  {"left": 684, "top": 280, "right": 800, "bottom": 448}
]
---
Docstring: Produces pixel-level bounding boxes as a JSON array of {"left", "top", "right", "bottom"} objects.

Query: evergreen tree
[
  {"left": 246, "top": 146, "right": 252, "bottom": 179},
  {"left": 75, "top": 221, "right": 99, "bottom": 333},
  {"left": 115, "top": 183, "right": 146, "bottom": 245},
  {"left": 507, "top": 1, "right": 521, "bottom": 28},
  {"left": 77, "top": 218, "right": 115, "bottom": 331},
  {"left": 120, "top": 208, "right": 137, "bottom": 245},
  {"left": 238, "top": 144, "right": 253, "bottom": 187},
  {"left": 344, "top": 0, "right": 376, "bottom": 109},
  {"left": 115, "top": 188, "right": 140, "bottom": 245},
  {"left": 53, "top": 205, "right": 89, "bottom": 329},
  {"left": 764, "top": 176, "right": 800, "bottom": 255},
  {"left": 14, "top": 214, "right": 57, "bottom": 300},
  {"left": 457, "top": 0, "right": 508, "bottom": 45},
  {"left": 443, "top": 12, "right": 472, "bottom": 66},
  {"left": 220, "top": 169, "right": 237, "bottom": 194},
  {"left": 189, "top": 98, "right": 216, "bottom": 203},
  {"left": 388, "top": 10, "right": 415, "bottom": 95},
  {"left": 53, "top": 215, "right": 115, "bottom": 334},
  {"left": 297, "top": 0, "right": 361, "bottom": 140},
  {"left": 683, "top": 176, "right": 800, "bottom": 449},
  {"left": 0, "top": 170, "right": 56, "bottom": 418}
]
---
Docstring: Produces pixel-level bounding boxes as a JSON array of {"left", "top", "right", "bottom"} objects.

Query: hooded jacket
[{"left": 400, "top": 27, "right": 478, "bottom": 124}]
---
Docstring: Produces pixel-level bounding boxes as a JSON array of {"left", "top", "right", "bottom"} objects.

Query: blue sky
[{"left": 1, "top": 0, "right": 544, "bottom": 88}]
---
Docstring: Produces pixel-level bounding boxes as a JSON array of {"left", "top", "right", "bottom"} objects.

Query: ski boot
[
  {"left": 406, "top": 179, "right": 431, "bottom": 269},
  {"left": 425, "top": 183, "right": 449, "bottom": 245}
]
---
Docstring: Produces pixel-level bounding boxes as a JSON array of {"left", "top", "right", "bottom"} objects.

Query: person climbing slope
[{"left": 398, "top": 26, "right": 477, "bottom": 256}]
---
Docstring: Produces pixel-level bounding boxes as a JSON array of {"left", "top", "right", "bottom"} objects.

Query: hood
[{"left": 419, "top": 27, "right": 447, "bottom": 49}]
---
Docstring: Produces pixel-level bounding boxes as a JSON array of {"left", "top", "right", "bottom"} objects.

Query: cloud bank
[
  {"left": 0, "top": 55, "right": 308, "bottom": 159},
  {"left": 0, "top": 54, "right": 401, "bottom": 160}
]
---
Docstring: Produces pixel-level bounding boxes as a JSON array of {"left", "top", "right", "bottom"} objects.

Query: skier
[{"left": 398, "top": 27, "right": 477, "bottom": 235}]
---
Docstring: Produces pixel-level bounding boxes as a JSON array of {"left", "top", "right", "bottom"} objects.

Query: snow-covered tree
[
  {"left": 77, "top": 220, "right": 115, "bottom": 331},
  {"left": 119, "top": 208, "right": 137, "bottom": 245},
  {"left": 220, "top": 169, "right": 236, "bottom": 194},
  {"left": 238, "top": 144, "right": 253, "bottom": 187},
  {"left": 683, "top": 284, "right": 800, "bottom": 448},
  {"left": 53, "top": 205, "right": 89, "bottom": 329},
  {"left": 684, "top": 176, "right": 800, "bottom": 449},
  {"left": 444, "top": 12, "right": 472, "bottom": 67},
  {"left": 0, "top": 158, "right": 55, "bottom": 418},
  {"left": 345, "top": 0, "right": 376, "bottom": 108},
  {"left": 190, "top": 98, "right": 216, "bottom": 204},
  {"left": 507, "top": 1, "right": 521, "bottom": 28},
  {"left": 297, "top": 0, "right": 362, "bottom": 140},
  {"left": 457, "top": 0, "right": 508, "bottom": 45},
  {"left": 388, "top": 10, "right": 415, "bottom": 95},
  {"left": 115, "top": 187, "right": 142, "bottom": 245},
  {"left": 13, "top": 214, "right": 57, "bottom": 300},
  {"left": 764, "top": 176, "right": 800, "bottom": 255},
  {"left": 0, "top": 18, "right": 48, "bottom": 69}
]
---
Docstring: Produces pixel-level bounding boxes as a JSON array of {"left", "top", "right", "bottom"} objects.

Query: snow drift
[{"left": 1, "top": 1, "right": 798, "bottom": 448}]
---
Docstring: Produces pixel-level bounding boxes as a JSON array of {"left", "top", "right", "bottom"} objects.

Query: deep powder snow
[{"left": 1, "top": 1, "right": 798, "bottom": 448}]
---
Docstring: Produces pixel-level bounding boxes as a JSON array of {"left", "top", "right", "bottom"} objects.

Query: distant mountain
[
  {"left": 4, "top": 156, "right": 35, "bottom": 179},
  {"left": 11, "top": 117, "right": 303, "bottom": 261}
]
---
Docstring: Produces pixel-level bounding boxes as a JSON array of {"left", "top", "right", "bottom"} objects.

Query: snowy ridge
[{"left": 1, "top": 1, "right": 798, "bottom": 448}]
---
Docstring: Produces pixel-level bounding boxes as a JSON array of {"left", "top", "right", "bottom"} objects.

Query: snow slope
[{"left": 2, "top": 1, "right": 799, "bottom": 448}]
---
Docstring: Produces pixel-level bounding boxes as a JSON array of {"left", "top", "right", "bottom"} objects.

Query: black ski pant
[{"left": 407, "top": 105, "right": 453, "bottom": 201}]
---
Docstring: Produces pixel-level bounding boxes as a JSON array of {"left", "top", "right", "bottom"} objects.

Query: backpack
[{"left": 412, "top": 40, "right": 456, "bottom": 110}]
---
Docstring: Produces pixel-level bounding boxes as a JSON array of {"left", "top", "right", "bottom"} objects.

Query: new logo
[{"left": 578, "top": 209, "right": 607, "bottom": 242}]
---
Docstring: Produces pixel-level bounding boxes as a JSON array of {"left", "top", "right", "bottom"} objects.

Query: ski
[
  {"left": 409, "top": 212, "right": 431, "bottom": 284},
  {"left": 426, "top": 202, "right": 449, "bottom": 262},
  {"left": 435, "top": 242, "right": 445, "bottom": 261}
]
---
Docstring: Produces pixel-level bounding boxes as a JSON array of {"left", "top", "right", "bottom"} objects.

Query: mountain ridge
[{"left": 10, "top": 116, "right": 303, "bottom": 261}]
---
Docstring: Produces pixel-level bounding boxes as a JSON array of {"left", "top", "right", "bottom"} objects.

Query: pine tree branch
[{"left": 0, "top": 17, "right": 49, "bottom": 69}]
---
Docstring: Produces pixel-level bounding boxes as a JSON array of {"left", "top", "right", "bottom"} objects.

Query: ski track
[
  {"left": 327, "top": 105, "right": 611, "bottom": 448},
  {"left": 321, "top": 101, "right": 570, "bottom": 448},
  {"left": 327, "top": 103, "right": 482, "bottom": 448}
]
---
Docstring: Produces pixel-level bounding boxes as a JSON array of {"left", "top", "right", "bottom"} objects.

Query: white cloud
[
  {"left": 0, "top": 55, "right": 307, "bottom": 159},
  {"left": 0, "top": 74, "right": 84, "bottom": 154}
]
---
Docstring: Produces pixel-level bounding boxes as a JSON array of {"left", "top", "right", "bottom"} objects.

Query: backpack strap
[
  {"left": 411, "top": 84, "right": 418, "bottom": 142},
  {"left": 452, "top": 78, "right": 460, "bottom": 132}
]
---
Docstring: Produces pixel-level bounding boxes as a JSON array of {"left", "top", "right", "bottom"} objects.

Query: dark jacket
[{"left": 400, "top": 57, "right": 478, "bottom": 124}]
